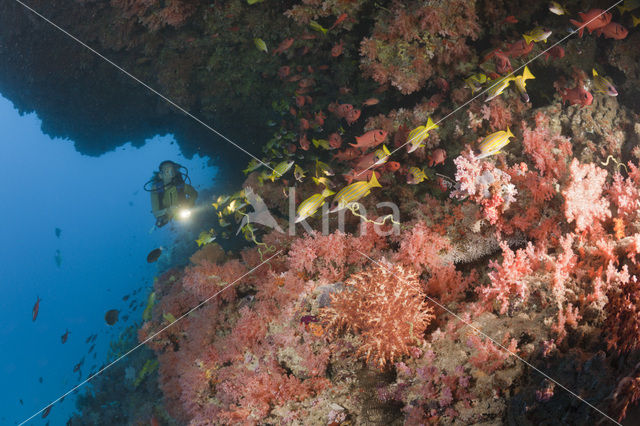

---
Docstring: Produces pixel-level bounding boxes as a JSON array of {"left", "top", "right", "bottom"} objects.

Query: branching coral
[
  {"left": 321, "top": 262, "right": 434, "bottom": 368},
  {"left": 359, "top": 0, "right": 479, "bottom": 94}
]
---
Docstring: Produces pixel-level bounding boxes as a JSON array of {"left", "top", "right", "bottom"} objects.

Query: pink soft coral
[{"left": 562, "top": 159, "right": 611, "bottom": 233}]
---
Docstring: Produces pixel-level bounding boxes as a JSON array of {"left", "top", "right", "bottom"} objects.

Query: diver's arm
[
  {"left": 150, "top": 192, "right": 164, "bottom": 217},
  {"left": 184, "top": 184, "right": 198, "bottom": 207}
]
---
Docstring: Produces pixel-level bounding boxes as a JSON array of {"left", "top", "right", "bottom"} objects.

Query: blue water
[{"left": 0, "top": 94, "right": 218, "bottom": 425}]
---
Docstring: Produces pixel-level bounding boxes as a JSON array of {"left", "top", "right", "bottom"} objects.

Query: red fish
[
  {"left": 560, "top": 85, "right": 593, "bottom": 106},
  {"left": 494, "top": 50, "right": 512, "bottom": 73},
  {"left": 594, "top": 22, "right": 628, "bottom": 39},
  {"left": 384, "top": 161, "right": 401, "bottom": 172},
  {"left": 333, "top": 148, "right": 361, "bottom": 162},
  {"left": 273, "top": 37, "right": 294, "bottom": 55},
  {"left": 299, "top": 133, "right": 310, "bottom": 151},
  {"left": 299, "top": 118, "right": 310, "bottom": 131},
  {"left": 328, "top": 133, "right": 342, "bottom": 149},
  {"left": 482, "top": 49, "right": 512, "bottom": 73},
  {"left": 295, "top": 96, "right": 305, "bottom": 108},
  {"left": 502, "top": 15, "right": 518, "bottom": 24},
  {"left": 350, "top": 129, "right": 388, "bottom": 149},
  {"left": 428, "top": 148, "right": 447, "bottom": 167},
  {"left": 570, "top": 9, "right": 612, "bottom": 37},
  {"left": 330, "top": 12, "right": 348, "bottom": 30},
  {"left": 362, "top": 98, "right": 380, "bottom": 106},
  {"left": 298, "top": 78, "right": 315, "bottom": 88},
  {"left": 345, "top": 109, "right": 361, "bottom": 125},
  {"left": 314, "top": 111, "right": 325, "bottom": 126},
  {"left": 331, "top": 41, "right": 344, "bottom": 57},
  {"left": 435, "top": 78, "right": 449, "bottom": 93},
  {"left": 335, "top": 103, "right": 353, "bottom": 118},
  {"left": 343, "top": 169, "right": 380, "bottom": 184},
  {"left": 502, "top": 40, "right": 534, "bottom": 58},
  {"left": 61, "top": 329, "right": 70, "bottom": 344},
  {"left": 354, "top": 150, "right": 386, "bottom": 171},
  {"left": 543, "top": 45, "right": 565, "bottom": 60},
  {"left": 32, "top": 296, "right": 41, "bottom": 322},
  {"left": 277, "top": 66, "right": 290, "bottom": 79}
]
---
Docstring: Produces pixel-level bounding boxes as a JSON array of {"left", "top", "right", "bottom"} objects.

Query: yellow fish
[
  {"left": 163, "top": 312, "right": 177, "bottom": 324},
  {"left": 254, "top": 38, "right": 268, "bottom": 53},
  {"left": 315, "top": 160, "right": 334, "bottom": 177},
  {"left": 242, "top": 159, "right": 263, "bottom": 175},
  {"left": 513, "top": 66, "right": 535, "bottom": 102},
  {"left": 142, "top": 292, "right": 156, "bottom": 322},
  {"left": 256, "top": 170, "right": 271, "bottom": 184},
  {"left": 618, "top": 0, "right": 640, "bottom": 14},
  {"left": 196, "top": 229, "right": 216, "bottom": 247},
  {"left": 477, "top": 128, "right": 515, "bottom": 159},
  {"left": 372, "top": 144, "right": 391, "bottom": 166},
  {"left": 485, "top": 75, "right": 515, "bottom": 102},
  {"left": 312, "top": 176, "right": 334, "bottom": 188},
  {"left": 309, "top": 20, "right": 328, "bottom": 35},
  {"left": 406, "top": 117, "right": 439, "bottom": 153},
  {"left": 312, "top": 138, "right": 331, "bottom": 150},
  {"left": 523, "top": 27, "right": 552, "bottom": 44},
  {"left": 548, "top": 1, "right": 568, "bottom": 15},
  {"left": 330, "top": 171, "right": 382, "bottom": 212},
  {"left": 294, "top": 164, "right": 306, "bottom": 182},
  {"left": 632, "top": 15, "right": 640, "bottom": 27},
  {"left": 407, "top": 167, "right": 428, "bottom": 185},
  {"left": 247, "top": 0, "right": 265, "bottom": 4},
  {"left": 269, "top": 160, "right": 294, "bottom": 181},
  {"left": 211, "top": 195, "right": 229, "bottom": 210},
  {"left": 224, "top": 199, "right": 246, "bottom": 215},
  {"left": 295, "top": 187, "right": 335, "bottom": 223},
  {"left": 592, "top": 69, "right": 618, "bottom": 96},
  {"left": 464, "top": 73, "right": 487, "bottom": 93},
  {"left": 217, "top": 211, "right": 231, "bottom": 227}
]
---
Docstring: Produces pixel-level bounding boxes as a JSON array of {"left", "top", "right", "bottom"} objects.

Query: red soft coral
[
  {"left": 477, "top": 241, "right": 537, "bottom": 314},
  {"left": 521, "top": 112, "right": 572, "bottom": 179},
  {"left": 394, "top": 221, "right": 451, "bottom": 273},
  {"left": 604, "top": 264, "right": 640, "bottom": 354}
]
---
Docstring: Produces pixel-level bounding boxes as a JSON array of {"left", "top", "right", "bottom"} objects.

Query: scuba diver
[{"left": 145, "top": 160, "right": 198, "bottom": 228}]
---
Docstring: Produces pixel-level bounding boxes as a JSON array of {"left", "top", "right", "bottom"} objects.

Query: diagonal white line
[
  {"left": 12, "top": 0, "right": 274, "bottom": 172},
  {"left": 355, "top": 249, "right": 622, "bottom": 425},
  {"left": 356, "top": 0, "right": 624, "bottom": 178},
  {"left": 18, "top": 249, "right": 283, "bottom": 425}
]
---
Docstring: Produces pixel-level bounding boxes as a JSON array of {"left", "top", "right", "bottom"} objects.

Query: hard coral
[{"left": 321, "top": 262, "right": 434, "bottom": 368}]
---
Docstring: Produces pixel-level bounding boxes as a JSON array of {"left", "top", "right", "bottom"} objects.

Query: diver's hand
[{"left": 156, "top": 216, "right": 169, "bottom": 228}]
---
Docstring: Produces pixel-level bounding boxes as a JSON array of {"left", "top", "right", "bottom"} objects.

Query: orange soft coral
[{"left": 321, "top": 262, "right": 433, "bottom": 368}]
